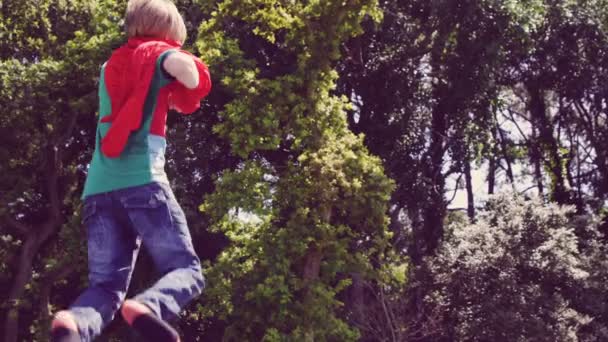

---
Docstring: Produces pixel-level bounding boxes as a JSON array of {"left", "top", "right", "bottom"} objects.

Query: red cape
[{"left": 100, "top": 37, "right": 211, "bottom": 158}]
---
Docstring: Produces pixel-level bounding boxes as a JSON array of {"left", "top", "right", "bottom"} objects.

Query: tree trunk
[
  {"left": 527, "top": 83, "right": 570, "bottom": 204},
  {"left": 3, "top": 145, "right": 62, "bottom": 342},
  {"left": 465, "top": 158, "right": 475, "bottom": 221},
  {"left": 3, "top": 223, "right": 58, "bottom": 342},
  {"left": 488, "top": 155, "right": 496, "bottom": 195},
  {"left": 529, "top": 123, "right": 545, "bottom": 198},
  {"left": 565, "top": 132, "right": 584, "bottom": 213},
  {"left": 488, "top": 107, "right": 499, "bottom": 195},
  {"left": 303, "top": 245, "right": 322, "bottom": 283},
  {"left": 415, "top": 104, "right": 447, "bottom": 264},
  {"left": 302, "top": 203, "right": 329, "bottom": 342},
  {"left": 302, "top": 244, "right": 322, "bottom": 342},
  {"left": 498, "top": 128, "right": 516, "bottom": 186},
  {"left": 534, "top": 155, "right": 545, "bottom": 198}
]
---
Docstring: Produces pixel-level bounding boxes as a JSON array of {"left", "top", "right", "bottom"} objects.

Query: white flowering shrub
[{"left": 417, "top": 193, "right": 607, "bottom": 341}]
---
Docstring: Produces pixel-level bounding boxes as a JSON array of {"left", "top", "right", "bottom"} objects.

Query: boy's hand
[{"left": 163, "top": 52, "right": 199, "bottom": 89}]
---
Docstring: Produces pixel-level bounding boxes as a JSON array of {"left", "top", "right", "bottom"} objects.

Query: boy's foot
[
  {"left": 121, "top": 299, "right": 180, "bottom": 342},
  {"left": 50, "top": 311, "right": 80, "bottom": 342}
]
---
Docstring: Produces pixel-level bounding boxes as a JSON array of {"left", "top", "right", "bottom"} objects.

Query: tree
[
  {"left": 194, "top": 0, "right": 394, "bottom": 340},
  {"left": 0, "top": 1, "right": 123, "bottom": 340},
  {"left": 339, "top": 0, "right": 525, "bottom": 263},
  {"left": 416, "top": 193, "right": 603, "bottom": 341},
  {"left": 3, "top": 0, "right": 608, "bottom": 340}
]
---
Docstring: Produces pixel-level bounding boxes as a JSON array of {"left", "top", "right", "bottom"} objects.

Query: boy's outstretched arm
[{"left": 163, "top": 52, "right": 199, "bottom": 89}]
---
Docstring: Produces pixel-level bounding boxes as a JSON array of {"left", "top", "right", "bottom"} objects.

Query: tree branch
[
  {"left": 2, "top": 214, "right": 30, "bottom": 236},
  {"left": 446, "top": 173, "right": 463, "bottom": 204},
  {"left": 504, "top": 108, "right": 530, "bottom": 145}
]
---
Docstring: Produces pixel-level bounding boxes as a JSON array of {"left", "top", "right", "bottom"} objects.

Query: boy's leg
[
  {"left": 121, "top": 182, "right": 205, "bottom": 322},
  {"left": 121, "top": 299, "right": 181, "bottom": 342},
  {"left": 53, "top": 194, "right": 141, "bottom": 342}
]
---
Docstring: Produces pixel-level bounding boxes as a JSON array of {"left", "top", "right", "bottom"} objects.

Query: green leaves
[
  {"left": 498, "top": 0, "right": 548, "bottom": 33},
  {"left": 200, "top": 161, "right": 273, "bottom": 224},
  {"left": 196, "top": 0, "right": 393, "bottom": 339}
]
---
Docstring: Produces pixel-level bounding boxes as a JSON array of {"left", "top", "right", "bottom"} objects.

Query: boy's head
[{"left": 125, "top": 0, "right": 187, "bottom": 43}]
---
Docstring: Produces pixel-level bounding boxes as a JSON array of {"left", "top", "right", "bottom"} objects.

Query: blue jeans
[{"left": 68, "top": 182, "right": 205, "bottom": 341}]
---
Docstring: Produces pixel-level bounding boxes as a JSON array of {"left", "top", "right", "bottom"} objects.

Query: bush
[{"left": 413, "top": 193, "right": 607, "bottom": 341}]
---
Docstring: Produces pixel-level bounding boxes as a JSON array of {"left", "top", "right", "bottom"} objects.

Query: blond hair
[{"left": 125, "top": 0, "right": 187, "bottom": 43}]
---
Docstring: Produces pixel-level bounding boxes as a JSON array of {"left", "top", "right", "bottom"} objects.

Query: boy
[{"left": 50, "top": 1, "right": 211, "bottom": 341}]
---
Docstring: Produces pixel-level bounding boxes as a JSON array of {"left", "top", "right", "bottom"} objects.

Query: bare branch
[
  {"left": 504, "top": 108, "right": 530, "bottom": 144},
  {"left": 442, "top": 164, "right": 461, "bottom": 179},
  {"left": 574, "top": 100, "right": 596, "bottom": 142},
  {"left": 519, "top": 185, "right": 537, "bottom": 195},
  {"left": 447, "top": 173, "right": 463, "bottom": 204}
]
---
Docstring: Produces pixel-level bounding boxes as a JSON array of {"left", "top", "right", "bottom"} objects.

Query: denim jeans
[{"left": 68, "top": 182, "right": 205, "bottom": 342}]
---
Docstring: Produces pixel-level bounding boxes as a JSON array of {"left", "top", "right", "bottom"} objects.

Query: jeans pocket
[
  {"left": 123, "top": 190, "right": 167, "bottom": 209},
  {"left": 83, "top": 200, "right": 110, "bottom": 258},
  {"left": 123, "top": 184, "right": 174, "bottom": 230}
]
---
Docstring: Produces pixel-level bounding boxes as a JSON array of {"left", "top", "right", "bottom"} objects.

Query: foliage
[
  {"left": 0, "top": 0, "right": 232, "bottom": 340},
  {"left": 414, "top": 193, "right": 607, "bottom": 341},
  {"left": 196, "top": 0, "right": 394, "bottom": 340},
  {"left": 1, "top": 0, "right": 608, "bottom": 340}
]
